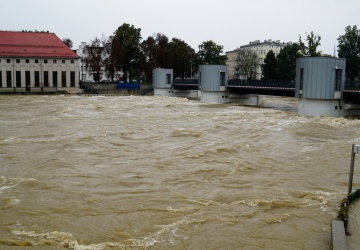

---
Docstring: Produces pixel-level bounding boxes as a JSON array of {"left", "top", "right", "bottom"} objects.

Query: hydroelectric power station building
[{"left": 0, "top": 31, "right": 80, "bottom": 94}]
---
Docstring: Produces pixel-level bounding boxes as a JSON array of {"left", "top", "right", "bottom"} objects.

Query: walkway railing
[
  {"left": 173, "top": 79, "right": 199, "bottom": 85},
  {"left": 227, "top": 79, "right": 295, "bottom": 88},
  {"left": 344, "top": 80, "right": 360, "bottom": 91}
]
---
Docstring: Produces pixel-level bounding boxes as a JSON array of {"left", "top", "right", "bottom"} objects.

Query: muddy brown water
[{"left": 1, "top": 95, "right": 360, "bottom": 249}]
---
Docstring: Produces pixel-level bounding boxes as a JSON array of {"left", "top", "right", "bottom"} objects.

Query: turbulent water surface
[{"left": 1, "top": 95, "right": 360, "bottom": 249}]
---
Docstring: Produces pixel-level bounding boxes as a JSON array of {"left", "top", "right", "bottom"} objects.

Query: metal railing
[
  {"left": 228, "top": 79, "right": 295, "bottom": 88},
  {"left": 173, "top": 79, "right": 199, "bottom": 85},
  {"left": 344, "top": 80, "right": 360, "bottom": 91}
]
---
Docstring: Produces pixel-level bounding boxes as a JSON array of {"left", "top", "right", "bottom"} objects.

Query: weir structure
[
  {"left": 152, "top": 68, "right": 199, "bottom": 99},
  {"left": 152, "top": 57, "right": 360, "bottom": 117}
]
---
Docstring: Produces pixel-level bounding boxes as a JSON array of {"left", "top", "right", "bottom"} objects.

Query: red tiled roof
[{"left": 0, "top": 31, "right": 79, "bottom": 58}]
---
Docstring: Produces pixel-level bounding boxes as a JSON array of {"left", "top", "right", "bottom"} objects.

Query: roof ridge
[
  {"left": 0, "top": 30, "right": 53, "bottom": 34},
  {"left": 0, "top": 44, "right": 65, "bottom": 48}
]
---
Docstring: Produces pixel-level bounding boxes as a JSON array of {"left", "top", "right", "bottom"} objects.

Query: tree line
[
  {"left": 64, "top": 23, "right": 226, "bottom": 83},
  {"left": 63, "top": 24, "right": 360, "bottom": 82}
]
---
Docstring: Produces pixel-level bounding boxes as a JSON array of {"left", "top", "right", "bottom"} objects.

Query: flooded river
[{"left": 1, "top": 95, "right": 360, "bottom": 249}]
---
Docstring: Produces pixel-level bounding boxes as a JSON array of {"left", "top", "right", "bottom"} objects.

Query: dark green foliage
[
  {"left": 168, "top": 38, "right": 195, "bottom": 79},
  {"left": 196, "top": 40, "right": 227, "bottom": 65},
  {"left": 276, "top": 43, "right": 302, "bottom": 80},
  {"left": 113, "top": 23, "right": 142, "bottom": 80},
  {"left": 62, "top": 38, "right": 73, "bottom": 48},
  {"left": 299, "top": 31, "right": 322, "bottom": 57},
  {"left": 338, "top": 25, "right": 360, "bottom": 81},
  {"left": 262, "top": 50, "right": 277, "bottom": 79},
  {"left": 140, "top": 34, "right": 194, "bottom": 81}
]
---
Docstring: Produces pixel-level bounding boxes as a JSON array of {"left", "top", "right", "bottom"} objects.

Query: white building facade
[
  {"left": 76, "top": 42, "right": 124, "bottom": 83},
  {"left": 226, "top": 40, "right": 290, "bottom": 79},
  {"left": 0, "top": 31, "right": 80, "bottom": 94}
]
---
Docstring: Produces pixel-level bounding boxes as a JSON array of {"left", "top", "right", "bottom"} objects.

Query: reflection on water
[{"left": 0, "top": 95, "right": 359, "bottom": 249}]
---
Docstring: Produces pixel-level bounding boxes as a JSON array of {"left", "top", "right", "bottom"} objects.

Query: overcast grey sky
[{"left": 1, "top": 0, "right": 359, "bottom": 55}]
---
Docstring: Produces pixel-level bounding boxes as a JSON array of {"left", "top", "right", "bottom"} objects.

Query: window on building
[
  {"left": 35, "top": 59, "right": 39, "bottom": 63},
  {"left": 71, "top": 60, "right": 74, "bottom": 64},
  {"left": 61, "top": 71, "right": 66, "bottom": 87},
  {"left": 53, "top": 60, "right": 57, "bottom": 64},
  {"left": 16, "top": 71, "right": 21, "bottom": 87},
  {"left": 53, "top": 71, "right": 58, "bottom": 87},
  {"left": 70, "top": 71, "right": 75, "bottom": 87},
  {"left": 25, "top": 71, "right": 30, "bottom": 88},
  {"left": 35, "top": 71, "right": 40, "bottom": 87},
  {"left": 44, "top": 59, "right": 48, "bottom": 64},
  {"left": 16, "top": 59, "right": 20, "bottom": 63},
  {"left": 6, "top": 71, "right": 12, "bottom": 88},
  {"left": 300, "top": 68, "right": 304, "bottom": 91},
  {"left": 26, "top": 59, "right": 29, "bottom": 63},
  {"left": 6, "top": 71, "right": 12, "bottom": 87},
  {"left": 335, "top": 69, "right": 342, "bottom": 91},
  {"left": 62, "top": 60, "right": 65, "bottom": 64},
  {"left": 0, "top": 71, "right": 2, "bottom": 87},
  {"left": 44, "top": 71, "right": 49, "bottom": 87},
  {"left": 220, "top": 71, "right": 226, "bottom": 86},
  {"left": 166, "top": 74, "right": 171, "bottom": 85},
  {"left": 7, "top": 59, "right": 10, "bottom": 63}
]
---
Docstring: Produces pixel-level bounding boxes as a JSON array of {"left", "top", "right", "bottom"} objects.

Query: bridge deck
[
  {"left": 226, "top": 85, "right": 295, "bottom": 97},
  {"left": 170, "top": 79, "right": 360, "bottom": 102}
]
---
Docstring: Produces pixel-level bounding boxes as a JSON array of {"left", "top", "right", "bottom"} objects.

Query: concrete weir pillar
[
  {"left": 295, "top": 57, "right": 347, "bottom": 117},
  {"left": 199, "top": 65, "right": 228, "bottom": 103},
  {"left": 227, "top": 93, "right": 264, "bottom": 106},
  {"left": 153, "top": 68, "right": 173, "bottom": 96}
]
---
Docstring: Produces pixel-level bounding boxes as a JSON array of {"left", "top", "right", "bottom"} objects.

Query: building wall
[
  {"left": 153, "top": 68, "right": 173, "bottom": 89},
  {"left": 199, "top": 65, "right": 228, "bottom": 92},
  {"left": 226, "top": 40, "right": 290, "bottom": 79},
  {"left": 295, "top": 57, "right": 346, "bottom": 99},
  {"left": 0, "top": 57, "right": 79, "bottom": 90}
]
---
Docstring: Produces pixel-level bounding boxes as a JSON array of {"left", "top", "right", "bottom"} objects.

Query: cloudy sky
[{"left": 1, "top": 0, "right": 358, "bottom": 55}]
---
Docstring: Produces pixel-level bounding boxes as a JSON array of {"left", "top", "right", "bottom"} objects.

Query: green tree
[
  {"left": 299, "top": 31, "right": 322, "bottom": 57},
  {"left": 197, "top": 40, "right": 227, "bottom": 65},
  {"left": 113, "top": 23, "right": 142, "bottom": 81},
  {"left": 140, "top": 33, "right": 172, "bottom": 82},
  {"left": 235, "top": 50, "right": 259, "bottom": 80},
  {"left": 84, "top": 37, "right": 104, "bottom": 82},
  {"left": 168, "top": 38, "right": 195, "bottom": 79},
  {"left": 261, "top": 50, "right": 277, "bottom": 79},
  {"left": 62, "top": 38, "right": 73, "bottom": 48},
  {"left": 338, "top": 25, "right": 360, "bottom": 81},
  {"left": 102, "top": 35, "right": 116, "bottom": 82},
  {"left": 276, "top": 43, "right": 302, "bottom": 80},
  {"left": 140, "top": 36, "right": 156, "bottom": 82},
  {"left": 154, "top": 33, "right": 171, "bottom": 68}
]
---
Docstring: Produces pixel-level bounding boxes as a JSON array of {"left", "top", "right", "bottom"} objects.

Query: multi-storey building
[
  {"left": 226, "top": 39, "right": 291, "bottom": 79},
  {"left": 0, "top": 31, "right": 80, "bottom": 93}
]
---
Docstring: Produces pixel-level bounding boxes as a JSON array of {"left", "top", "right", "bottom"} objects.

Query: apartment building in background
[{"left": 226, "top": 39, "right": 290, "bottom": 79}]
